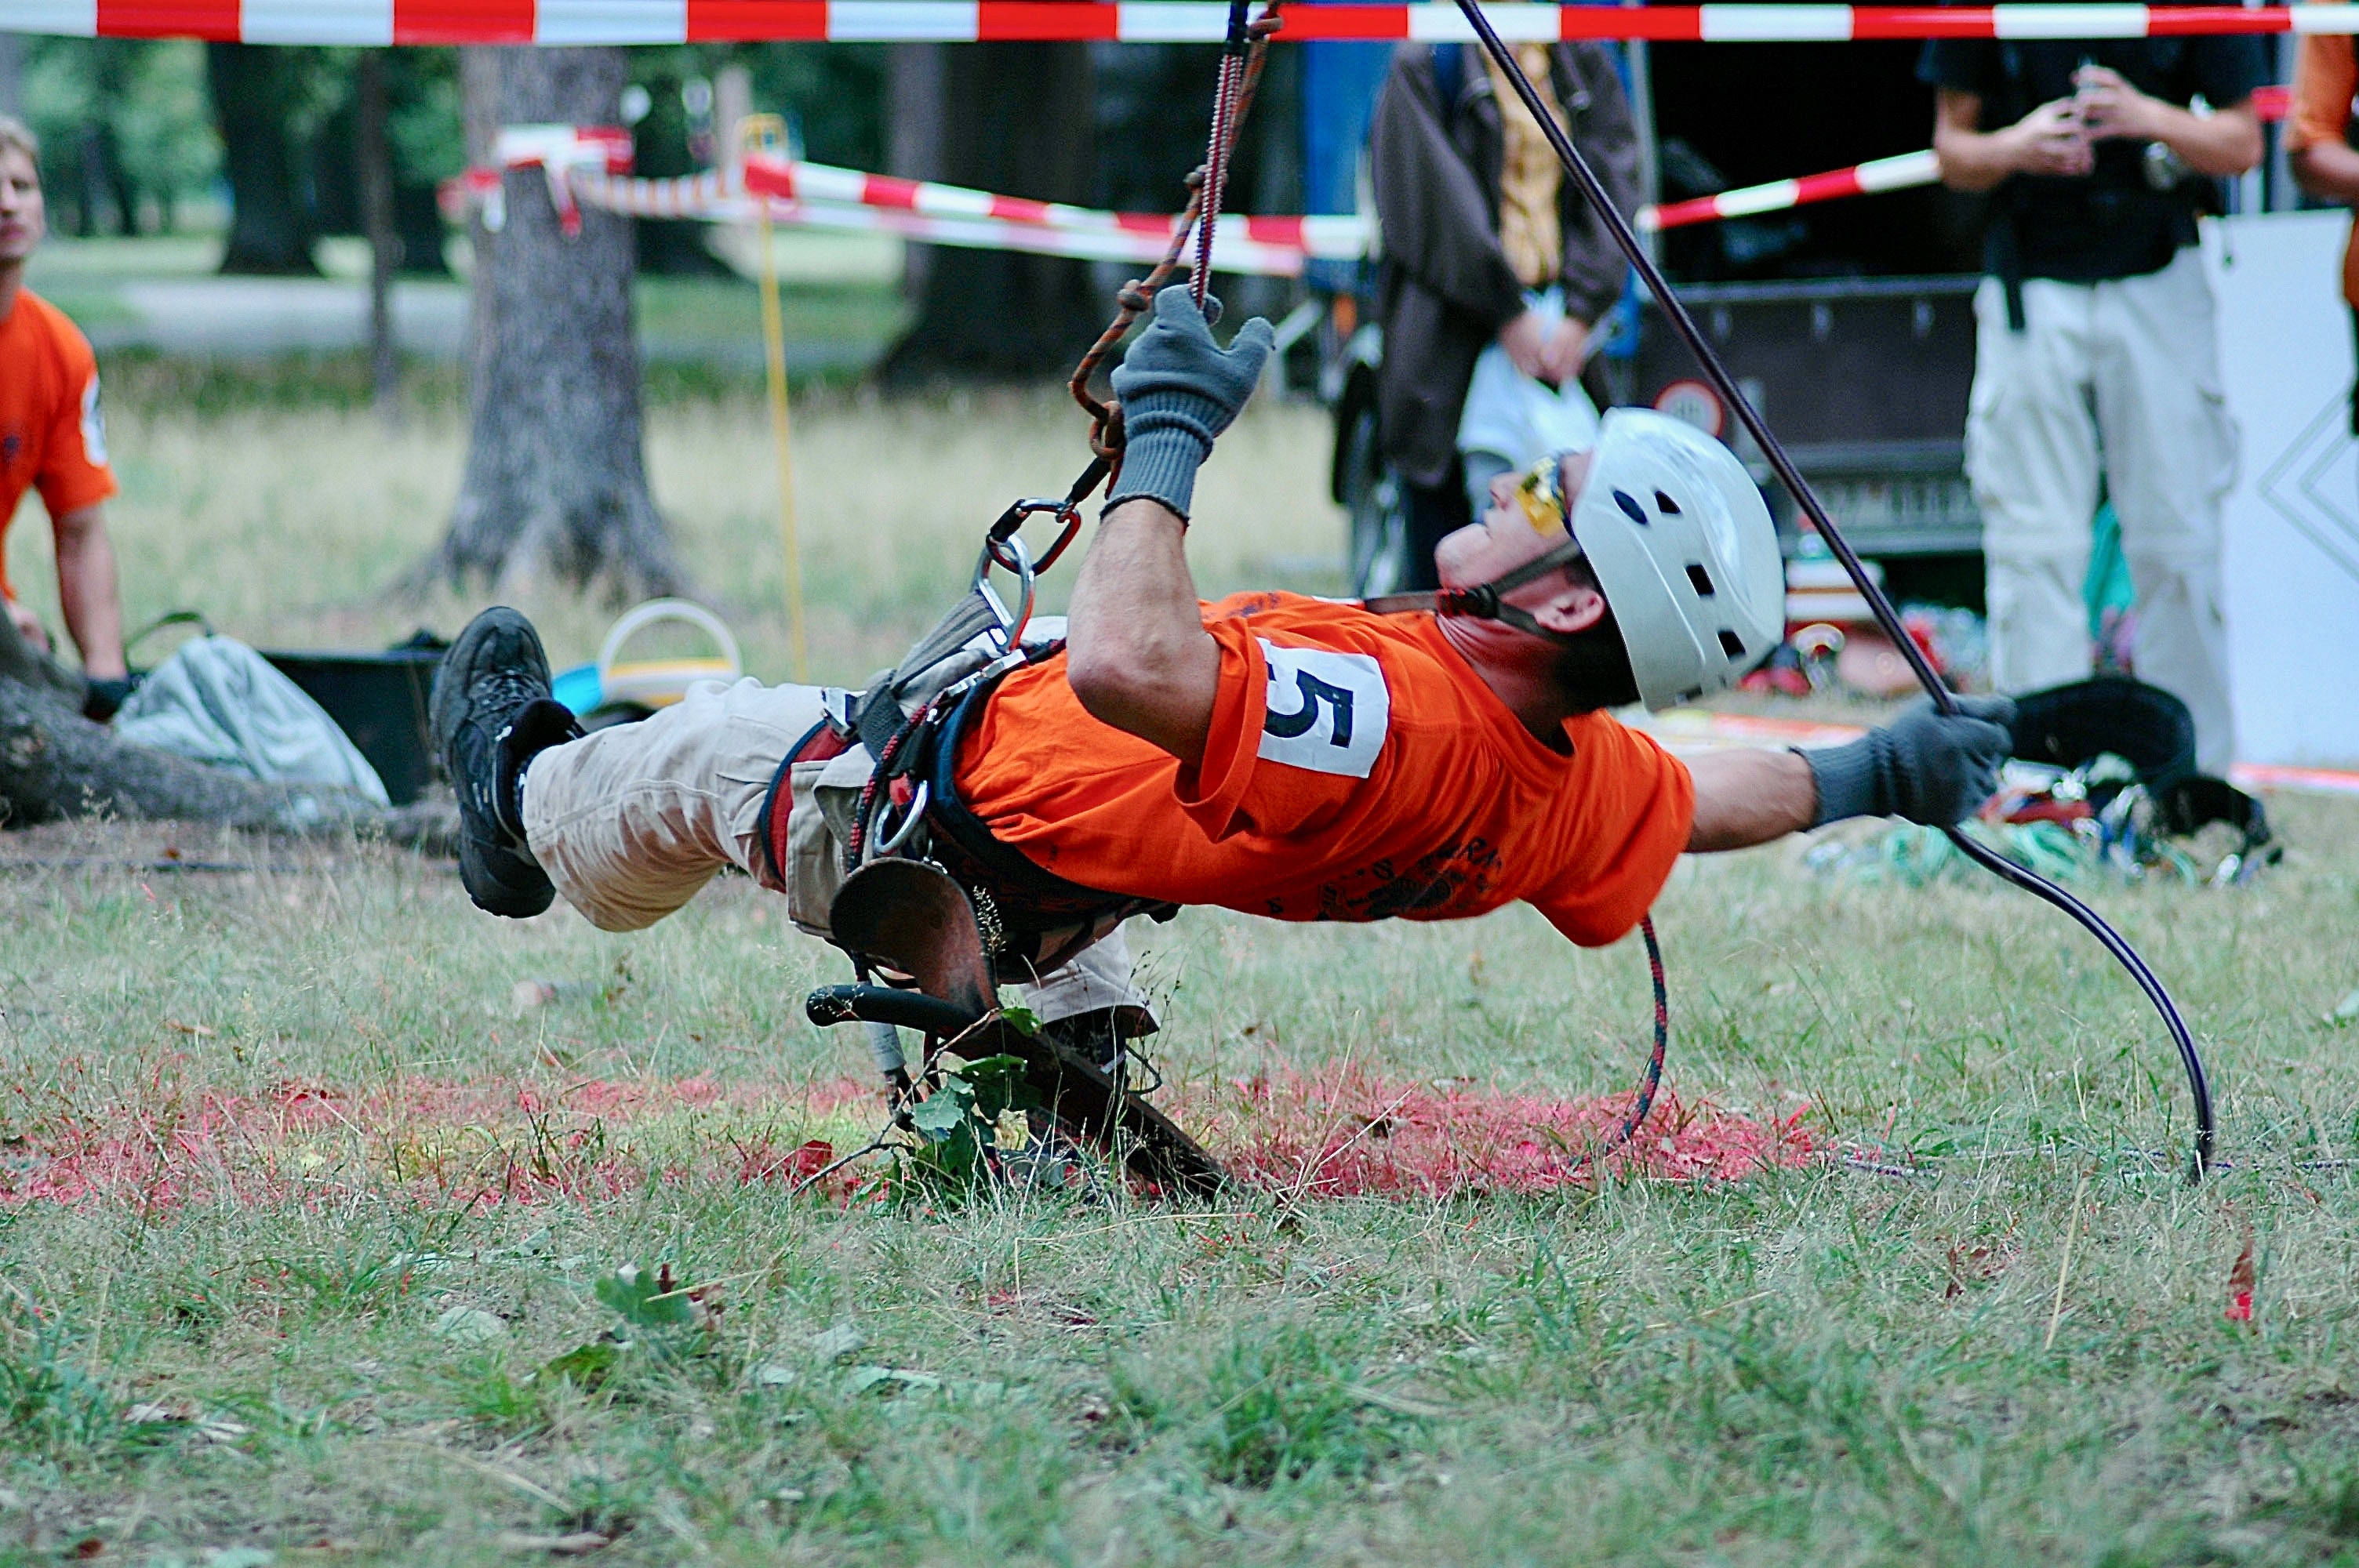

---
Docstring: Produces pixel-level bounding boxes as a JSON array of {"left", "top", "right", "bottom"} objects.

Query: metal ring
[{"left": 874, "top": 781, "right": 932, "bottom": 857}]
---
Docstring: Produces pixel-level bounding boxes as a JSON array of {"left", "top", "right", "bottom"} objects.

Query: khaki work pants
[
  {"left": 1965, "top": 249, "right": 2238, "bottom": 774},
  {"left": 517, "top": 675, "right": 1149, "bottom": 1025}
]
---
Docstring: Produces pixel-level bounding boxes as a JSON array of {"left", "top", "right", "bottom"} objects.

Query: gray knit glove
[
  {"left": 1106, "top": 287, "right": 1274, "bottom": 523},
  {"left": 1802, "top": 695, "right": 2017, "bottom": 828}
]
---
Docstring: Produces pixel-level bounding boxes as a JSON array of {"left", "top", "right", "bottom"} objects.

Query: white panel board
[{"left": 2202, "top": 211, "right": 2359, "bottom": 768}]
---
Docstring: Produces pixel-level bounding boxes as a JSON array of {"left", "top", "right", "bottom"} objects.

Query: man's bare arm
[
  {"left": 2074, "top": 67, "right": 2263, "bottom": 177},
  {"left": 2292, "top": 139, "right": 2359, "bottom": 205},
  {"left": 1063, "top": 498, "right": 1223, "bottom": 768},
  {"left": 1932, "top": 89, "right": 2092, "bottom": 192},
  {"left": 1062, "top": 286, "right": 1270, "bottom": 768},
  {"left": 53, "top": 503, "right": 127, "bottom": 678},
  {"left": 1685, "top": 748, "right": 1816, "bottom": 852},
  {"left": 1684, "top": 697, "right": 2016, "bottom": 854}
]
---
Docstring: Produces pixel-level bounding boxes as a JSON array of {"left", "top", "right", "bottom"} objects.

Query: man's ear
[{"left": 1528, "top": 576, "right": 1608, "bottom": 637}]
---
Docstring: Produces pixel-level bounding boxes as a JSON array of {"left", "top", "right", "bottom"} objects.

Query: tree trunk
[
  {"left": 424, "top": 46, "right": 682, "bottom": 603},
  {"left": 882, "top": 43, "right": 1103, "bottom": 380},
  {"left": 886, "top": 45, "right": 947, "bottom": 312},
  {"left": 389, "top": 51, "right": 453, "bottom": 277},
  {"left": 357, "top": 49, "right": 401, "bottom": 423},
  {"left": 0, "top": 615, "right": 446, "bottom": 843},
  {"left": 207, "top": 43, "right": 320, "bottom": 276}
]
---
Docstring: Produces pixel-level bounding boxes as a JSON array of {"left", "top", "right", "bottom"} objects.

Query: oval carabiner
[
  {"left": 972, "top": 530, "right": 1038, "bottom": 652},
  {"left": 987, "top": 496, "right": 1083, "bottom": 575}
]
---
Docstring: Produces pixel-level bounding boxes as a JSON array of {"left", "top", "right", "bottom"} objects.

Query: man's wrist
[
  {"left": 1103, "top": 426, "right": 1207, "bottom": 524},
  {"left": 1997, "top": 122, "right": 2038, "bottom": 175},
  {"left": 1796, "top": 736, "right": 1889, "bottom": 828}
]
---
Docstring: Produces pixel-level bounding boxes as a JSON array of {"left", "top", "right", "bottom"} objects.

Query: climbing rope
[
  {"left": 1065, "top": 2, "right": 1283, "bottom": 493},
  {"left": 1605, "top": 916, "right": 1670, "bottom": 1152},
  {"left": 1452, "top": 0, "right": 2215, "bottom": 1181}
]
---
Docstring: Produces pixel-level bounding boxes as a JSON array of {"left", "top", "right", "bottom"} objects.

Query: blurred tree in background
[
  {"left": 13, "top": 36, "right": 886, "bottom": 279},
  {"left": 0, "top": 34, "right": 1325, "bottom": 385},
  {"left": 208, "top": 44, "right": 334, "bottom": 272},
  {"left": 619, "top": 44, "right": 886, "bottom": 275},
  {"left": 19, "top": 38, "right": 219, "bottom": 236},
  {"left": 309, "top": 49, "right": 463, "bottom": 275}
]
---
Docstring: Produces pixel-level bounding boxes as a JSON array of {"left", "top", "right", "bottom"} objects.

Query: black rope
[{"left": 1452, "top": 0, "right": 2215, "bottom": 1181}]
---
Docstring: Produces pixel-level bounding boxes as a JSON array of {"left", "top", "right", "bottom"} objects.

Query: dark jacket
[{"left": 1370, "top": 42, "right": 1642, "bottom": 488}]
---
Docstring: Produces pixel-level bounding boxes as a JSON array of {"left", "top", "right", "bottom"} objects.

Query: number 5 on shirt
[{"left": 1256, "top": 640, "right": 1390, "bottom": 779}]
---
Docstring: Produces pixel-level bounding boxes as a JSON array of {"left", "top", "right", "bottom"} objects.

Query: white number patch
[
  {"left": 1256, "top": 640, "right": 1388, "bottom": 779},
  {"left": 79, "top": 375, "right": 107, "bottom": 468}
]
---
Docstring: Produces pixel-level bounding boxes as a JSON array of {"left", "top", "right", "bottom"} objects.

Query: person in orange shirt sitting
[
  {"left": 426, "top": 289, "right": 2011, "bottom": 1055},
  {"left": 0, "top": 115, "right": 131, "bottom": 719}
]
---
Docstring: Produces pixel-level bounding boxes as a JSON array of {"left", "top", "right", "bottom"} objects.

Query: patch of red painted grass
[
  {"left": 0, "top": 1074, "right": 881, "bottom": 1212},
  {"left": 0, "top": 1064, "right": 1811, "bottom": 1211},
  {"left": 1176, "top": 1065, "right": 1815, "bottom": 1198}
]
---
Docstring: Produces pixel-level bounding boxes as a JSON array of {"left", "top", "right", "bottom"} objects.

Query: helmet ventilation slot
[
  {"left": 1717, "top": 630, "right": 1747, "bottom": 658},
  {"left": 1685, "top": 564, "right": 1715, "bottom": 597},
  {"left": 1612, "top": 490, "right": 1649, "bottom": 527},
  {"left": 1654, "top": 490, "right": 1681, "bottom": 514}
]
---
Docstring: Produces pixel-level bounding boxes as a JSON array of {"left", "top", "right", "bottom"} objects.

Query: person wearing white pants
[
  {"left": 1921, "top": 33, "right": 2267, "bottom": 775},
  {"left": 1963, "top": 252, "right": 2238, "bottom": 772}
]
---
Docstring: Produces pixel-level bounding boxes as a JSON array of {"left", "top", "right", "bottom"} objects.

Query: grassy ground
[
  {"left": 1, "top": 389, "right": 2357, "bottom": 1565},
  {"left": 6, "top": 382, "right": 1352, "bottom": 689},
  {"left": 21, "top": 233, "right": 907, "bottom": 370}
]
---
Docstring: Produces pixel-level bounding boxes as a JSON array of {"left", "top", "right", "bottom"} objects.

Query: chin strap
[{"left": 1361, "top": 535, "right": 1590, "bottom": 644}]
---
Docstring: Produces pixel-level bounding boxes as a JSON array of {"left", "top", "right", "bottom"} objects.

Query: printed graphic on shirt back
[{"left": 1256, "top": 639, "right": 1388, "bottom": 778}]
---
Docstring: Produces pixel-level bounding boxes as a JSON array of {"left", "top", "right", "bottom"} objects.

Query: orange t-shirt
[
  {"left": 2287, "top": 9, "right": 2359, "bottom": 307},
  {"left": 954, "top": 592, "right": 1696, "bottom": 948},
  {"left": 0, "top": 288, "right": 117, "bottom": 600}
]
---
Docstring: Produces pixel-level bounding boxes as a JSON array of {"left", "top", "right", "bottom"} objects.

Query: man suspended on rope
[{"left": 429, "top": 289, "right": 2015, "bottom": 1058}]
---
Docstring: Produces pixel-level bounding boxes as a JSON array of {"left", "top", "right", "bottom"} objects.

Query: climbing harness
[
  {"left": 789, "top": 3, "right": 1285, "bottom": 1194},
  {"left": 1452, "top": 0, "right": 2217, "bottom": 1179}
]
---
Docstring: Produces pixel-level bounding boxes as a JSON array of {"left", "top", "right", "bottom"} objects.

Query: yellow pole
[{"left": 742, "top": 114, "right": 809, "bottom": 682}]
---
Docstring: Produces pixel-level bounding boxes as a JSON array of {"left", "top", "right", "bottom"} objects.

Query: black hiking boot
[{"left": 431, "top": 607, "right": 582, "bottom": 918}]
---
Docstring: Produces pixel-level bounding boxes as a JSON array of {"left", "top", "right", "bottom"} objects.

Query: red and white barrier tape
[
  {"left": 5, "top": 2, "right": 2355, "bottom": 46},
  {"left": 1645, "top": 85, "right": 2288, "bottom": 230},
  {"left": 442, "top": 136, "right": 1370, "bottom": 274},
  {"left": 735, "top": 154, "right": 1369, "bottom": 261},
  {"left": 453, "top": 124, "right": 634, "bottom": 236},
  {"left": 446, "top": 86, "right": 2298, "bottom": 265},
  {"left": 1646, "top": 148, "right": 1942, "bottom": 230}
]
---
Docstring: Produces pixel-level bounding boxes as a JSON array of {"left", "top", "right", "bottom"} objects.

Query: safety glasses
[{"left": 1511, "top": 450, "right": 1577, "bottom": 536}]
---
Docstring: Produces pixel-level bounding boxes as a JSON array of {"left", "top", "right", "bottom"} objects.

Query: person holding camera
[{"left": 1920, "top": 34, "right": 2267, "bottom": 775}]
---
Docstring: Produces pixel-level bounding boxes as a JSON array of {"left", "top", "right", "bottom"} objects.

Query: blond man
[{"left": 0, "top": 114, "right": 131, "bottom": 716}]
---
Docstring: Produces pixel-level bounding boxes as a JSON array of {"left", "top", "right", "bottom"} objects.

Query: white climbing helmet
[{"left": 1568, "top": 408, "right": 1784, "bottom": 711}]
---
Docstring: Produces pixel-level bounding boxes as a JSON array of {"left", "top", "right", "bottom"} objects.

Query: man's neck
[
  {"left": 1434, "top": 614, "right": 1579, "bottom": 750},
  {"left": 0, "top": 261, "right": 23, "bottom": 323}
]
